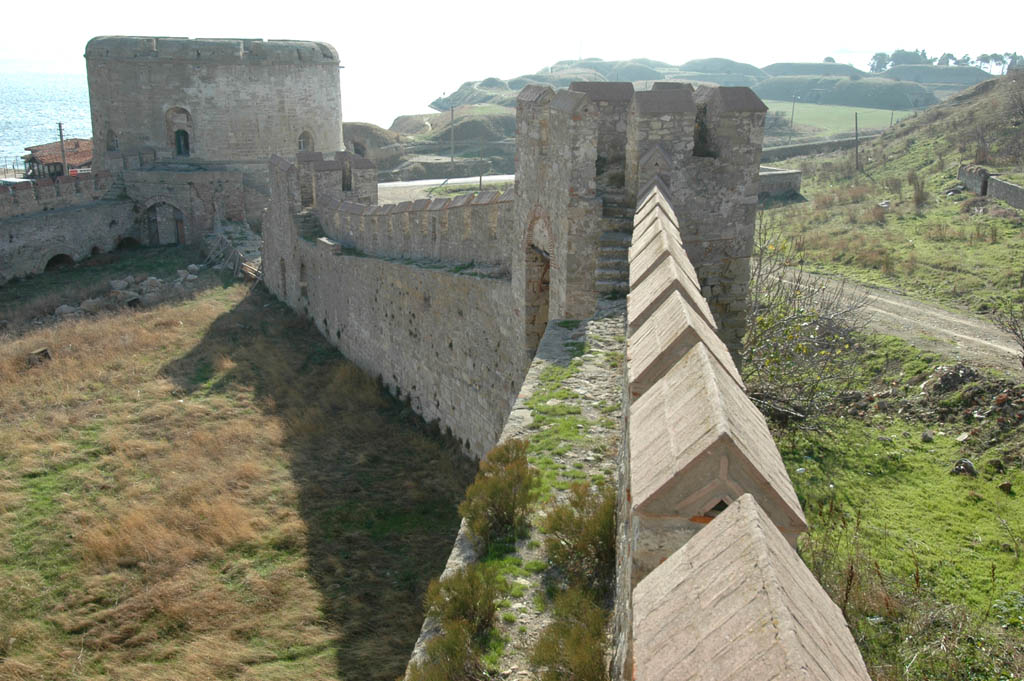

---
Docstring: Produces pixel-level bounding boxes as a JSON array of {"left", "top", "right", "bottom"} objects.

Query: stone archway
[
  {"left": 44, "top": 253, "right": 75, "bottom": 271},
  {"left": 139, "top": 198, "right": 188, "bottom": 246}
]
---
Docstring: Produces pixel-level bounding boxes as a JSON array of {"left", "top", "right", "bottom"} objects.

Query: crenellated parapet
[
  {"left": 0, "top": 172, "right": 114, "bottom": 220},
  {"left": 613, "top": 185, "right": 868, "bottom": 680}
]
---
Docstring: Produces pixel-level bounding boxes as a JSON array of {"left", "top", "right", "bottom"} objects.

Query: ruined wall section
[
  {"left": 263, "top": 157, "right": 528, "bottom": 457},
  {"left": 513, "top": 86, "right": 604, "bottom": 322},
  {"left": 0, "top": 172, "right": 115, "bottom": 219},
  {"left": 0, "top": 200, "right": 134, "bottom": 283},
  {"left": 122, "top": 168, "right": 245, "bottom": 243},
  {"left": 86, "top": 37, "right": 342, "bottom": 171}
]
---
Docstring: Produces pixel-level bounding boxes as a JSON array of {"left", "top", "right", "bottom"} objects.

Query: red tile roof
[{"left": 23, "top": 138, "right": 93, "bottom": 168}]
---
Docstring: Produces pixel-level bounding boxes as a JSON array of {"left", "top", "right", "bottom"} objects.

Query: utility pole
[
  {"left": 854, "top": 112, "right": 860, "bottom": 170},
  {"left": 58, "top": 122, "right": 68, "bottom": 177},
  {"left": 450, "top": 103, "right": 455, "bottom": 177}
]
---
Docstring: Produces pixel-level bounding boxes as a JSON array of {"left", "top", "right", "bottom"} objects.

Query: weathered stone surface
[
  {"left": 626, "top": 289, "right": 741, "bottom": 400},
  {"left": 627, "top": 253, "right": 715, "bottom": 333},
  {"left": 80, "top": 297, "right": 106, "bottom": 313},
  {"left": 629, "top": 342, "right": 806, "bottom": 581},
  {"left": 632, "top": 495, "right": 870, "bottom": 681}
]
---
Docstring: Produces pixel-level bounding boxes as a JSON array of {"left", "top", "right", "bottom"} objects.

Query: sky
[{"left": 1, "top": 0, "right": 1019, "bottom": 129}]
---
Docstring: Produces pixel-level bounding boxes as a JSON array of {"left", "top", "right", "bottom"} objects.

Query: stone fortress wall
[{"left": 265, "top": 79, "right": 871, "bottom": 679}]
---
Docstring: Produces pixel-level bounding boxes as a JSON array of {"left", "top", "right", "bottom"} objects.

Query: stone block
[
  {"left": 631, "top": 495, "right": 868, "bottom": 681},
  {"left": 629, "top": 343, "right": 805, "bottom": 582},
  {"left": 626, "top": 289, "right": 740, "bottom": 400},
  {"left": 628, "top": 249, "right": 714, "bottom": 332}
]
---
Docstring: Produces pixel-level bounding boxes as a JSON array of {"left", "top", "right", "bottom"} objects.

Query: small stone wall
[
  {"left": 760, "top": 134, "right": 880, "bottom": 162},
  {"left": 612, "top": 185, "right": 870, "bottom": 680},
  {"left": 958, "top": 164, "right": 991, "bottom": 195},
  {"left": 758, "top": 165, "right": 802, "bottom": 198},
  {"left": 989, "top": 177, "right": 1024, "bottom": 209},
  {"left": 0, "top": 172, "right": 114, "bottom": 219},
  {"left": 319, "top": 192, "right": 515, "bottom": 268},
  {"left": 0, "top": 200, "right": 135, "bottom": 283}
]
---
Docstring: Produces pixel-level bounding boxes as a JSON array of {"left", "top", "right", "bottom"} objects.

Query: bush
[
  {"left": 542, "top": 482, "right": 616, "bottom": 598},
  {"left": 458, "top": 439, "right": 539, "bottom": 552},
  {"left": 406, "top": 620, "right": 486, "bottom": 681},
  {"left": 531, "top": 588, "right": 608, "bottom": 681},
  {"left": 907, "top": 170, "right": 927, "bottom": 209},
  {"left": 424, "top": 563, "right": 501, "bottom": 642}
]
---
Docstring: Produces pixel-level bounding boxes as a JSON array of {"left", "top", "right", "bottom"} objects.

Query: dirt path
[{"left": 800, "top": 271, "right": 1023, "bottom": 375}]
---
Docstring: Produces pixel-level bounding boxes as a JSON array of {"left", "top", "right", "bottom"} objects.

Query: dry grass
[{"left": 0, "top": 267, "right": 474, "bottom": 680}]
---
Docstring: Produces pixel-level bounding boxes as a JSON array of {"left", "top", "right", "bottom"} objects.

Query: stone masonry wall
[
  {"left": 0, "top": 172, "right": 115, "bottom": 219},
  {"left": 989, "top": 177, "right": 1024, "bottom": 209},
  {"left": 263, "top": 157, "right": 529, "bottom": 457},
  {"left": 0, "top": 200, "right": 134, "bottom": 283},
  {"left": 758, "top": 165, "right": 802, "bottom": 198},
  {"left": 612, "top": 185, "right": 869, "bottom": 680},
  {"left": 513, "top": 86, "right": 605, "bottom": 321},
  {"left": 959, "top": 164, "right": 991, "bottom": 195},
  {"left": 624, "top": 85, "right": 765, "bottom": 357}
]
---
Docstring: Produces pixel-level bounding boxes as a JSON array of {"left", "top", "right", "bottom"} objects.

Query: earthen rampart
[{"left": 0, "top": 172, "right": 115, "bottom": 219}]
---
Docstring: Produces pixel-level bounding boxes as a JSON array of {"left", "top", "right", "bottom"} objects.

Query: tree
[
  {"left": 956, "top": 54, "right": 973, "bottom": 66},
  {"left": 991, "top": 53, "right": 1007, "bottom": 74},
  {"left": 870, "top": 52, "right": 890, "bottom": 73},
  {"left": 937, "top": 52, "right": 956, "bottom": 67},
  {"left": 890, "top": 49, "right": 930, "bottom": 66},
  {"left": 978, "top": 54, "right": 993, "bottom": 73},
  {"left": 824, "top": 56, "right": 836, "bottom": 63}
]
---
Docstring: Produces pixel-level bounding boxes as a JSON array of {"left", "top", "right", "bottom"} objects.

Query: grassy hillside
[
  {"left": 763, "top": 100, "right": 912, "bottom": 139},
  {"left": 755, "top": 75, "right": 938, "bottom": 109},
  {"left": 0, "top": 254, "right": 474, "bottom": 680},
  {"left": 768, "top": 75, "right": 1024, "bottom": 313}
]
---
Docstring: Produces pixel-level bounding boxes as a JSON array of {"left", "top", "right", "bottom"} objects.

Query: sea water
[{"left": 0, "top": 72, "right": 91, "bottom": 170}]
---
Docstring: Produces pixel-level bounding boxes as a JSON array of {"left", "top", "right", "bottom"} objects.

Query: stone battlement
[
  {"left": 613, "top": 184, "right": 869, "bottom": 680},
  {"left": 85, "top": 36, "right": 338, "bottom": 65},
  {"left": 0, "top": 172, "right": 114, "bottom": 220}
]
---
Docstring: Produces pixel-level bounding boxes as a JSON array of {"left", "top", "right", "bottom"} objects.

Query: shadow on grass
[{"left": 161, "top": 286, "right": 476, "bottom": 680}]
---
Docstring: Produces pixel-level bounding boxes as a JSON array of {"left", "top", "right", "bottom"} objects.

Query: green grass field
[{"left": 764, "top": 100, "right": 912, "bottom": 137}]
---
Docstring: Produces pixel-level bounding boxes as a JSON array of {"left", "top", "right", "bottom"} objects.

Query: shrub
[
  {"left": 884, "top": 176, "right": 903, "bottom": 199},
  {"left": 406, "top": 620, "right": 486, "bottom": 681},
  {"left": 531, "top": 588, "right": 608, "bottom": 681},
  {"left": 907, "top": 170, "right": 927, "bottom": 209},
  {"left": 542, "top": 482, "right": 616, "bottom": 597},
  {"left": 424, "top": 563, "right": 501, "bottom": 642},
  {"left": 866, "top": 203, "right": 887, "bottom": 225},
  {"left": 458, "top": 439, "right": 539, "bottom": 552}
]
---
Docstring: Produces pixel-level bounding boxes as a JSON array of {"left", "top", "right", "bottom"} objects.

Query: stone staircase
[
  {"left": 294, "top": 208, "right": 324, "bottom": 241},
  {"left": 596, "top": 225, "right": 631, "bottom": 295}
]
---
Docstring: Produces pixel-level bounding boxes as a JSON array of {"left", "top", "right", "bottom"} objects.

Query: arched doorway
[
  {"left": 142, "top": 202, "right": 187, "bottom": 246},
  {"left": 524, "top": 245, "right": 550, "bottom": 356}
]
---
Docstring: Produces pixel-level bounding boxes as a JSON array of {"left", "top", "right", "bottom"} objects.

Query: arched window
[
  {"left": 165, "top": 107, "right": 194, "bottom": 156},
  {"left": 298, "top": 131, "right": 314, "bottom": 152},
  {"left": 175, "top": 130, "right": 190, "bottom": 157}
]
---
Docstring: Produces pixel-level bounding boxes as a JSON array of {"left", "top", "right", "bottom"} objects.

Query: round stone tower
[{"left": 85, "top": 36, "right": 342, "bottom": 171}]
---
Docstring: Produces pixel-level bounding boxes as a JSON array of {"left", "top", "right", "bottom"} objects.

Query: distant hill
[
  {"left": 754, "top": 75, "right": 938, "bottom": 109},
  {"left": 425, "top": 57, "right": 985, "bottom": 118},
  {"left": 763, "top": 62, "right": 868, "bottom": 78},
  {"left": 881, "top": 64, "right": 991, "bottom": 85}
]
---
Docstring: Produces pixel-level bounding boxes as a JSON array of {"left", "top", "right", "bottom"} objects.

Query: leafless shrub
[{"left": 744, "top": 212, "right": 871, "bottom": 421}]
